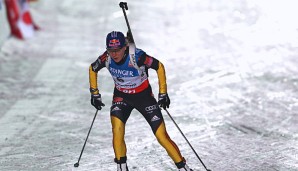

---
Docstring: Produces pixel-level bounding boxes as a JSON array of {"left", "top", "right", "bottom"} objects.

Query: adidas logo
[
  {"left": 151, "top": 115, "right": 160, "bottom": 122},
  {"left": 112, "top": 106, "right": 121, "bottom": 112}
]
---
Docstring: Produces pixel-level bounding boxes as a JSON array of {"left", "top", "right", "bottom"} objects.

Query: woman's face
[{"left": 107, "top": 46, "right": 127, "bottom": 63}]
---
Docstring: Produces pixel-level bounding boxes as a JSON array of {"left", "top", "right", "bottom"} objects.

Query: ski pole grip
[{"left": 119, "top": 2, "right": 128, "bottom": 10}]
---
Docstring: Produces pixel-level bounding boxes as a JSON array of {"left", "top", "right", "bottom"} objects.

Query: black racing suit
[{"left": 89, "top": 47, "right": 185, "bottom": 164}]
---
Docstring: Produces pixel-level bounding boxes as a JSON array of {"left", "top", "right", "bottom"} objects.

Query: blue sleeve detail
[{"left": 135, "top": 48, "right": 145, "bottom": 61}]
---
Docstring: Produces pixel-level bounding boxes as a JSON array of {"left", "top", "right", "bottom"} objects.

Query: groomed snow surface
[{"left": 0, "top": 0, "right": 297, "bottom": 171}]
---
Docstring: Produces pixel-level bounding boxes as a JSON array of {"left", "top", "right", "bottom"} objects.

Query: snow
[{"left": 0, "top": 0, "right": 298, "bottom": 171}]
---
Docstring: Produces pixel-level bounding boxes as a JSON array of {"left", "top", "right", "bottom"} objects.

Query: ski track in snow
[{"left": 0, "top": 0, "right": 298, "bottom": 171}]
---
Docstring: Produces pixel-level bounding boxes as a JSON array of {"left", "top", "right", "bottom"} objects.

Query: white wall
[{"left": 0, "top": 0, "right": 10, "bottom": 47}]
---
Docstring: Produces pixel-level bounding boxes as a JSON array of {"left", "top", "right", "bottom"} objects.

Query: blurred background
[{"left": 0, "top": 0, "right": 298, "bottom": 170}]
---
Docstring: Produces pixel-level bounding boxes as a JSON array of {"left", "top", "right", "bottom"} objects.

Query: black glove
[
  {"left": 158, "top": 93, "right": 170, "bottom": 110},
  {"left": 91, "top": 94, "right": 105, "bottom": 110}
]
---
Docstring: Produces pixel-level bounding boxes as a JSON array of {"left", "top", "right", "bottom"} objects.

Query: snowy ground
[{"left": 0, "top": 0, "right": 298, "bottom": 171}]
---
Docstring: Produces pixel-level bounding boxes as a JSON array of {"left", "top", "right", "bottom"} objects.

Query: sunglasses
[{"left": 107, "top": 46, "right": 125, "bottom": 53}]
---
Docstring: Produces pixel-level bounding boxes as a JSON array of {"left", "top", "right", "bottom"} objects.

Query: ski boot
[
  {"left": 176, "top": 160, "right": 193, "bottom": 171},
  {"left": 115, "top": 156, "right": 129, "bottom": 171}
]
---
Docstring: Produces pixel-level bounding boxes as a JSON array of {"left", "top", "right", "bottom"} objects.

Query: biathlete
[{"left": 89, "top": 31, "right": 193, "bottom": 171}]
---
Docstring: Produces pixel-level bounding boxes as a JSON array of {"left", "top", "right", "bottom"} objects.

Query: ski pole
[
  {"left": 74, "top": 110, "right": 99, "bottom": 168},
  {"left": 164, "top": 109, "right": 212, "bottom": 171},
  {"left": 119, "top": 2, "right": 135, "bottom": 43}
]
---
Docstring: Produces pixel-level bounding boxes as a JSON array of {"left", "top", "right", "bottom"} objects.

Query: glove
[
  {"left": 158, "top": 93, "right": 170, "bottom": 110},
  {"left": 91, "top": 94, "right": 105, "bottom": 110}
]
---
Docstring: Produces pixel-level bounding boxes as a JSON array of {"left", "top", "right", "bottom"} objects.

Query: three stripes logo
[{"left": 151, "top": 115, "right": 160, "bottom": 122}]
